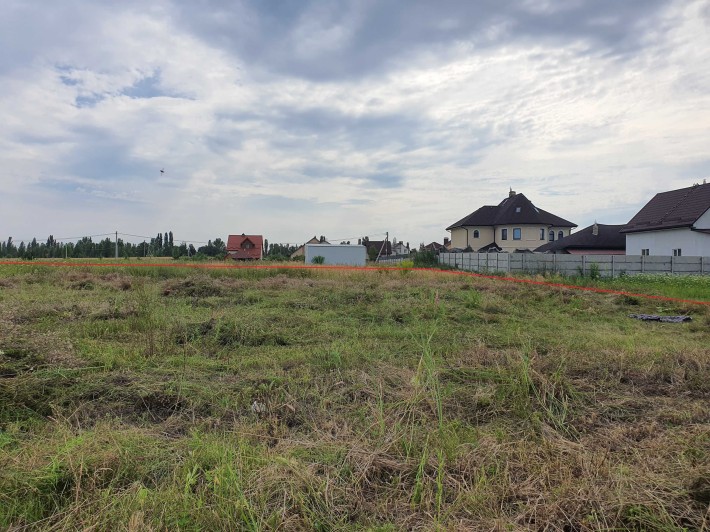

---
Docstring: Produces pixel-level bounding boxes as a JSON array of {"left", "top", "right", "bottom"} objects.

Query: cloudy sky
[{"left": 2, "top": 0, "right": 709, "bottom": 247}]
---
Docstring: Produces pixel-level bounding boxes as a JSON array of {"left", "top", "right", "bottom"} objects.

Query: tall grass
[{"left": 1, "top": 265, "right": 708, "bottom": 529}]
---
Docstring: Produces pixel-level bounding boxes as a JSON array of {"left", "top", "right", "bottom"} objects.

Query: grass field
[{"left": 1, "top": 264, "right": 709, "bottom": 530}]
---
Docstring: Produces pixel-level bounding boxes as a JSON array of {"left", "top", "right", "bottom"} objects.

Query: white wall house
[
  {"left": 622, "top": 182, "right": 710, "bottom": 257},
  {"left": 305, "top": 244, "right": 367, "bottom": 266}
]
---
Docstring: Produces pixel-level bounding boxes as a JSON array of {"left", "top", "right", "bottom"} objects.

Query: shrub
[
  {"left": 311, "top": 256, "right": 325, "bottom": 264},
  {"left": 413, "top": 251, "right": 438, "bottom": 267}
]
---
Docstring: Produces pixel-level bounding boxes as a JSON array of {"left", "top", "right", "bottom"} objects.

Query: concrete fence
[{"left": 437, "top": 253, "right": 710, "bottom": 277}]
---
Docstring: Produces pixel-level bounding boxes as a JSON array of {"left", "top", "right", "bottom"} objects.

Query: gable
[{"left": 227, "top": 234, "right": 264, "bottom": 251}]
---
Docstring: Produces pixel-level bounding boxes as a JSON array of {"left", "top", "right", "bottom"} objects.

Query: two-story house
[{"left": 446, "top": 190, "right": 576, "bottom": 253}]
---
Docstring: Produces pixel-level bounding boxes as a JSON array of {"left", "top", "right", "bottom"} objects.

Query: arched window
[
  {"left": 473, "top": 230, "right": 479, "bottom": 238},
  {"left": 558, "top": 231, "right": 564, "bottom": 240},
  {"left": 549, "top": 230, "right": 555, "bottom": 241}
]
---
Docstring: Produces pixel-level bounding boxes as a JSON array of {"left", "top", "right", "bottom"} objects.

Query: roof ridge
[{"left": 656, "top": 185, "right": 697, "bottom": 224}]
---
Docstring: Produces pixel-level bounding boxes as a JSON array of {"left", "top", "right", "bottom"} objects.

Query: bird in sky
[{"left": 160, "top": 168, "right": 164, "bottom": 175}]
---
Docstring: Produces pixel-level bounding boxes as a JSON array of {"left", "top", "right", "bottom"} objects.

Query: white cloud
[{"left": 1, "top": 0, "right": 709, "bottom": 247}]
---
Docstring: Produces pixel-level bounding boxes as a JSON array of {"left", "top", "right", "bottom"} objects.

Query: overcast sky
[{"left": 2, "top": 0, "right": 709, "bottom": 247}]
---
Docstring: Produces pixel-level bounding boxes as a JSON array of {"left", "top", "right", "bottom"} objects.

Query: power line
[
  {"left": 328, "top": 232, "right": 387, "bottom": 242},
  {"left": 55, "top": 233, "right": 115, "bottom": 241}
]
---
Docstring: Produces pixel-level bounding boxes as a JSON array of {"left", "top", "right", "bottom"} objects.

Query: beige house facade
[{"left": 447, "top": 191, "right": 576, "bottom": 253}]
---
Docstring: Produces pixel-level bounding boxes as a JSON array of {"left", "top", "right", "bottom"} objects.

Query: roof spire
[
  {"left": 592, "top": 221, "right": 599, "bottom": 236},
  {"left": 509, "top": 187, "right": 516, "bottom": 198}
]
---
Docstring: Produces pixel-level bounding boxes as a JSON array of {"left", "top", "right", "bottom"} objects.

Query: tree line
[{"left": 0, "top": 232, "right": 228, "bottom": 260}]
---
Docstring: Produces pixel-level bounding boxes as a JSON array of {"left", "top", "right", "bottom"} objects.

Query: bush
[
  {"left": 311, "top": 256, "right": 325, "bottom": 264},
  {"left": 413, "top": 251, "right": 438, "bottom": 267}
]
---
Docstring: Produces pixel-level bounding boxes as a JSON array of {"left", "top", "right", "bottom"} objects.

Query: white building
[
  {"left": 622, "top": 182, "right": 710, "bottom": 257},
  {"left": 305, "top": 244, "right": 367, "bottom": 266}
]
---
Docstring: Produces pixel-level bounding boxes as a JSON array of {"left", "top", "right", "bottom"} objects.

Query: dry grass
[{"left": 0, "top": 264, "right": 709, "bottom": 530}]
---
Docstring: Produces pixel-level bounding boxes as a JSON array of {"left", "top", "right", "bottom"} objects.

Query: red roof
[{"left": 226, "top": 234, "right": 263, "bottom": 260}]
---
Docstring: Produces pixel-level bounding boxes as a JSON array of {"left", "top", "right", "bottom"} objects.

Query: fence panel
[{"left": 437, "top": 253, "right": 710, "bottom": 277}]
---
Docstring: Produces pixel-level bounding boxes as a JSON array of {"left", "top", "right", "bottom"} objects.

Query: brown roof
[
  {"left": 447, "top": 193, "right": 576, "bottom": 231},
  {"left": 424, "top": 241, "right": 447, "bottom": 252},
  {"left": 535, "top": 224, "right": 626, "bottom": 253},
  {"left": 366, "top": 240, "right": 392, "bottom": 255},
  {"left": 226, "top": 234, "right": 263, "bottom": 260},
  {"left": 621, "top": 183, "right": 710, "bottom": 233}
]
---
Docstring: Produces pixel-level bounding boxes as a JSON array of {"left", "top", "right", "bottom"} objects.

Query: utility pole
[
  {"left": 115, "top": 231, "right": 118, "bottom": 259},
  {"left": 375, "top": 231, "right": 388, "bottom": 262}
]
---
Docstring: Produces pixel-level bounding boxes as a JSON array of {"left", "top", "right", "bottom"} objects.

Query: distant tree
[{"left": 212, "top": 238, "right": 226, "bottom": 254}]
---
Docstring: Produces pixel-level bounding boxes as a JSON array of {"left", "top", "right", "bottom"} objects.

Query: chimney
[
  {"left": 592, "top": 222, "right": 599, "bottom": 236},
  {"left": 444, "top": 237, "right": 450, "bottom": 246},
  {"left": 509, "top": 188, "right": 516, "bottom": 198}
]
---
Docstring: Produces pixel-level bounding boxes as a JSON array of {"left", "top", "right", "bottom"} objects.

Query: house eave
[{"left": 621, "top": 223, "right": 694, "bottom": 234}]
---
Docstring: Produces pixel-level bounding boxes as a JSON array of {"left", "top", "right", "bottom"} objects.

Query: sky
[{"left": 2, "top": 0, "right": 710, "bottom": 248}]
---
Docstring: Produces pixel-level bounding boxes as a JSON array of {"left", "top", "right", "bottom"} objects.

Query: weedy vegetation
[{"left": 0, "top": 263, "right": 709, "bottom": 530}]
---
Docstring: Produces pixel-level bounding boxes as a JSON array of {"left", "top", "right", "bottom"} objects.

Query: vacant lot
[{"left": 1, "top": 264, "right": 709, "bottom": 530}]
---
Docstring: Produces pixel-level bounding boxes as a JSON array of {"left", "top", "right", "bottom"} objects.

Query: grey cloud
[
  {"left": 217, "top": 105, "right": 427, "bottom": 153},
  {"left": 55, "top": 125, "right": 154, "bottom": 186},
  {"left": 172, "top": 0, "right": 673, "bottom": 81}
]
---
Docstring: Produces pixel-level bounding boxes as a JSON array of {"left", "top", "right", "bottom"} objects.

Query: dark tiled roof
[
  {"left": 366, "top": 240, "right": 392, "bottom": 255},
  {"left": 424, "top": 242, "right": 447, "bottom": 252},
  {"left": 621, "top": 183, "right": 710, "bottom": 233},
  {"left": 477, "top": 241, "right": 502, "bottom": 252},
  {"left": 535, "top": 224, "right": 626, "bottom": 253},
  {"left": 447, "top": 193, "right": 576, "bottom": 230}
]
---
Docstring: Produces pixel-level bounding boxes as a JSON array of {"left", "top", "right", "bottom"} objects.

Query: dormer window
[{"left": 515, "top": 207, "right": 521, "bottom": 213}]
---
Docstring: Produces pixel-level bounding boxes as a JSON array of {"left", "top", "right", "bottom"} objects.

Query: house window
[
  {"left": 549, "top": 230, "right": 555, "bottom": 241},
  {"left": 501, "top": 229, "right": 508, "bottom": 240},
  {"left": 473, "top": 230, "right": 479, "bottom": 238},
  {"left": 540, "top": 228, "right": 545, "bottom": 240},
  {"left": 243, "top": 241, "right": 253, "bottom": 249},
  {"left": 558, "top": 230, "right": 564, "bottom": 240},
  {"left": 515, "top": 207, "right": 521, "bottom": 213},
  {"left": 513, "top": 228, "right": 521, "bottom": 240},
  {"left": 641, "top": 249, "right": 649, "bottom": 256},
  {"left": 673, "top": 248, "right": 682, "bottom": 257}
]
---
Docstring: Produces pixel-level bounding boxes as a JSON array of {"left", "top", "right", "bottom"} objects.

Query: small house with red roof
[{"left": 226, "top": 234, "right": 263, "bottom": 260}]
